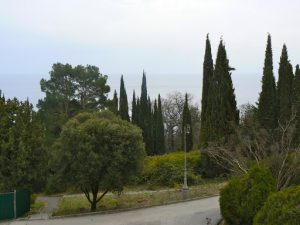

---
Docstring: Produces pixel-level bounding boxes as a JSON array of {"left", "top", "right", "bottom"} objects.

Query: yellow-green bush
[{"left": 139, "top": 151, "right": 202, "bottom": 187}]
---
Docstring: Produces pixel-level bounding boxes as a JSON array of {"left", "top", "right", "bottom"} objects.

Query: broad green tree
[
  {"left": 257, "top": 35, "right": 277, "bottom": 129},
  {"left": 119, "top": 75, "right": 130, "bottom": 121},
  {"left": 38, "top": 63, "right": 110, "bottom": 143},
  {"left": 55, "top": 111, "right": 145, "bottom": 211}
]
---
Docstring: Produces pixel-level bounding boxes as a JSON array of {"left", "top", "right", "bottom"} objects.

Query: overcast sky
[{"left": 0, "top": 0, "right": 300, "bottom": 107}]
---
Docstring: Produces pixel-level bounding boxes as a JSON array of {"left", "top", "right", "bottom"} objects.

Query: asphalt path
[{"left": 2, "top": 196, "right": 221, "bottom": 225}]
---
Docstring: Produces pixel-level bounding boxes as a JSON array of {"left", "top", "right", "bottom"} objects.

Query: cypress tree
[
  {"left": 119, "top": 75, "right": 130, "bottom": 121},
  {"left": 157, "top": 94, "right": 165, "bottom": 154},
  {"left": 147, "top": 96, "right": 154, "bottom": 154},
  {"left": 110, "top": 90, "right": 118, "bottom": 115},
  {"left": 136, "top": 97, "right": 141, "bottom": 126},
  {"left": 139, "top": 71, "right": 153, "bottom": 154},
  {"left": 257, "top": 35, "right": 277, "bottom": 129},
  {"left": 293, "top": 65, "right": 300, "bottom": 144},
  {"left": 153, "top": 99, "right": 158, "bottom": 154},
  {"left": 182, "top": 93, "right": 193, "bottom": 151},
  {"left": 131, "top": 91, "right": 138, "bottom": 124},
  {"left": 200, "top": 34, "right": 214, "bottom": 146},
  {"left": 277, "top": 44, "right": 294, "bottom": 124},
  {"left": 209, "top": 40, "right": 238, "bottom": 141}
]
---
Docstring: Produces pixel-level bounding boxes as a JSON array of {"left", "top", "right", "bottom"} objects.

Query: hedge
[{"left": 254, "top": 185, "right": 300, "bottom": 225}]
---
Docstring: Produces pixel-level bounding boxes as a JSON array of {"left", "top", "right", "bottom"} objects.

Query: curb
[{"left": 18, "top": 194, "right": 220, "bottom": 221}]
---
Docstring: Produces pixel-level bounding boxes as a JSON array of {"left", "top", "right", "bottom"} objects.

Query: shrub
[
  {"left": 30, "top": 194, "right": 37, "bottom": 204},
  {"left": 220, "top": 166, "right": 276, "bottom": 225},
  {"left": 254, "top": 185, "right": 300, "bottom": 225},
  {"left": 139, "top": 151, "right": 202, "bottom": 187}
]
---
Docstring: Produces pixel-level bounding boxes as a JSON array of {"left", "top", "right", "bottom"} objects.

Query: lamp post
[{"left": 182, "top": 124, "right": 190, "bottom": 199}]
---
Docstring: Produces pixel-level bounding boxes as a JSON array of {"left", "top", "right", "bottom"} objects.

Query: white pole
[{"left": 13, "top": 190, "right": 17, "bottom": 219}]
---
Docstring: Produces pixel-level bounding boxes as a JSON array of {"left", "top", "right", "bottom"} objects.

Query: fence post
[{"left": 13, "top": 190, "right": 16, "bottom": 219}]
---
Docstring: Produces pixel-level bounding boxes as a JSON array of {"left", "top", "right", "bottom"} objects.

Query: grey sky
[{"left": 0, "top": 0, "right": 299, "bottom": 107}]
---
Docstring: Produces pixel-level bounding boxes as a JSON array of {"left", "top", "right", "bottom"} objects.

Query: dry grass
[{"left": 53, "top": 181, "right": 226, "bottom": 216}]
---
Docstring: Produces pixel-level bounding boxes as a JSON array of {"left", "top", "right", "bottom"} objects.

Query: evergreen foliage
[
  {"left": 207, "top": 40, "right": 238, "bottom": 142},
  {"left": 181, "top": 93, "right": 193, "bottom": 151},
  {"left": 131, "top": 91, "right": 138, "bottom": 124},
  {"left": 157, "top": 95, "right": 165, "bottom": 154},
  {"left": 220, "top": 166, "right": 276, "bottom": 225},
  {"left": 293, "top": 65, "right": 300, "bottom": 144},
  {"left": 119, "top": 75, "right": 130, "bottom": 121},
  {"left": 277, "top": 44, "right": 294, "bottom": 124},
  {"left": 0, "top": 95, "right": 47, "bottom": 192},
  {"left": 200, "top": 34, "right": 214, "bottom": 146},
  {"left": 257, "top": 35, "right": 277, "bottom": 129},
  {"left": 254, "top": 185, "right": 300, "bottom": 225},
  {"left": 109, "top": 90, "right": 118, "bottom": 115},
  {"left": 55, "top": 111, "right": 145, "bottom": 211}
]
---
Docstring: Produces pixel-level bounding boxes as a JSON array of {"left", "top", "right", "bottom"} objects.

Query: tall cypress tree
[
  {"left": 182, "top": 93, "right": 193, "bottom": 151},
  {"left": 139, "top": 71, "right": 153, "bottom": 154},
  {"left": 200, "top": 34, "right": 214, "bottom": 146},
  {"left": 209, "top": 40, "right": 238, "bottom": 141},
  {"left": 119, "top": 75, "right": 130, "bottom": 121},
  {"left": 153, "top": 99, "right": 158, "bottom": 154},
  {"left": 131, "top": 91, "right": 138, "bottom": 124},
  {"left": 157, "top": 94, "right": 165, "bottom": 154},
  {"left": 257, "top": 35, "right": 277, "bottom": 129},
  {"left": 147, "top": 96, "right": 154, "bottom": 154},
  {"left": 277, "top": 44, "right": 294, "bottom": 124},
  {"left": 110, "top": 90, "right": 118, "bottom": 115},
  {"left": 293, "top": 65, "right": 300, "bottom": 144}
]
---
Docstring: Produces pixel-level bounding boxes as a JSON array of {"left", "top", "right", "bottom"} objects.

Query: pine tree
[
  {"left": 182, "top": 93, "right": 193, "bottom": 151},
  {"left": 110, "top": 90, "right": 118, "bottom": 114},
  {"left": 277, "top": 44, "right": 294, "bottom": 124},
  {"left": 157, "top": 94, "right": 165, "bottom": 154},
  {"left": 200, "top": 34, "right": 214, "bottom": 146},
  {"left": 131, "top": 91, "right": 138, "bottom": 124},
  {"left": 119, "top": 75, "right": 130, "bottom": 121},
  {"left": 257, "top": 35, "right": 277, "bottom": 129},
  {"left": 293, "top": 65, "right": 300, "bottom": 145}
]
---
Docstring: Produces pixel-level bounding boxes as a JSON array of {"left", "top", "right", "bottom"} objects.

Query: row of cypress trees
[
  {"left": 200, "top": 34, "right": 300, "bottom": 146},
  {"left": 200, "top": 35, "right": 239, "bottom": 146},
  {"left": 111, "top": 72, "right": 165, "bottom": 155},
  {"left": 257, "top": 34, "right": 300, "bottom": 143}
]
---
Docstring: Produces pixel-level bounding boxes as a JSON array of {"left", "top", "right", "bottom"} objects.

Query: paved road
[{"left": 3, "top": 196, "right": 221, "bottom": 225}]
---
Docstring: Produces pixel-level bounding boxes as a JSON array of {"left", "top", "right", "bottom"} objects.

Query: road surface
[{"left": 2, "top": 196, "right": 221, "bottom": 225}]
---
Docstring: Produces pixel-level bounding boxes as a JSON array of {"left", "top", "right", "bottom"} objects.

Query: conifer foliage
[
  {"left": 277, "top": 44, "right": 294, "bottom": 124},
  {"left": 200, "top": 37, "right": 238, "bottom": 144},
  {"left": 182, "top": 93, "right": 193, "bottom": 151},
  {"left": 119, "top": 75, "right": 130, "bottom": 121},
  {"left": 257, "top": 35, "right": 277, "bottom": 129}
]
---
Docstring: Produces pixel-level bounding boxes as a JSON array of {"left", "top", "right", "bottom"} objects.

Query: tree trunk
[{"left": 90, "top": 200, "right": 97, "bottom": 211}]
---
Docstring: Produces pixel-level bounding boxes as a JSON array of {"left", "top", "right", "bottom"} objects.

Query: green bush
[
  {"left": 139, "top": 151, "right": 202, "bottom": 187},
  {"left": 45, "top": 174, "right": 67, "bottom": 194},
  {"left": 254, "top": 185, "right": 300, "bottom": 225},
  {"left": 30, "top": 194, "right": 37, "bottom": 204},
  {"left": 220, "top": 166, "right": 276, "bottom": 225}
]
